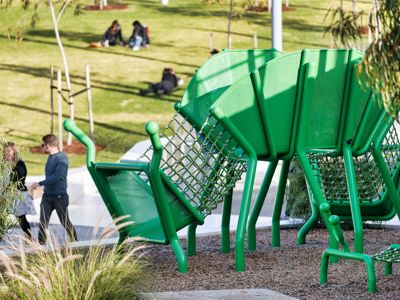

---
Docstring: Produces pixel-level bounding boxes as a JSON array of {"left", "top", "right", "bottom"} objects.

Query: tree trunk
[{"left": 48, "top": 0, "right": 74, "bottom": 145}]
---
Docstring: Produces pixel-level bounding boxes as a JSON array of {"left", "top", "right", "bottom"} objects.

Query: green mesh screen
[
  {"left": 306, "top": 124, "right": 400, "bottom": 204},
  {"left": 140, "top": 113, "right": 248, "bottom": 218}
]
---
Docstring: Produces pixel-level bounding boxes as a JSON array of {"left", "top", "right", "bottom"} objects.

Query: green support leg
[
  {"left": 117, "top": 230, "right": 128, "bottom": 245},
  {"left": 320, "top": 248, "right": 376, "bottom": 293},
  {"left": 221, "top": 188, "right": 233, "bottom": 253},
  {"left": 235, "top": 157, "right": 257, "bottom": 272},
  {"left": 170, "top": 237, "right": 188, "bottom": 273},
  {"left": 384, "top": 262, "right": 393, "bottom": 276},
  {"left": 343, "top": 145, "right": 364, "bottom": 253},
  {"left": 187, "top": 223, "right": 197, "bottom": 256},
  {"left": 297, "top": 194, "right": 319, "bottom": 245},
  {"left": 248, "top": 161, "right": 278, "bottom": 251},
  {"left": 271, "top": 160, "right": 290, "bottom": 248}
]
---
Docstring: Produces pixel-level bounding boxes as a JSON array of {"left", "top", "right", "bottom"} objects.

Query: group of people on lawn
[
  {"left": 101, "top": 20, "right": 150, "bottom": 51},
  {"left": 97, "top": 19, "right": 184, "bottom": 97}
]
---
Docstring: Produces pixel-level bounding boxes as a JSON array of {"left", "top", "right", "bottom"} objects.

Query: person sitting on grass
[
  {"left": 128, "top": 20, "right": 150, "bottom": 51},
  {"left": 101, "top": 20, "right": 124, "bottom": 47},
  {"left": 140, "top": 68, "right": 184, "bottom": 97}
]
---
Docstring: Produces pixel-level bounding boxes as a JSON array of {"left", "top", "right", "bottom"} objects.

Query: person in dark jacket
[
  {"left": 140, "top": 68, "right": 183, "bottom": 97},
  {"left": 128, "top": 20, "right": 149, "bottom": 50},
  {"left": 4, "top": 142, "right": 36, "bottom": 240},
  {"left": 31, "top": 134, "right": 77, "bottom": 245},
  {"left": 101, "top": 20, "right": 124, "bottom": 46}
]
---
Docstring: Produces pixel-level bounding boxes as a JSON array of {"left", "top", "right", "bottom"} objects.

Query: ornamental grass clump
[
  {"left": 0, "top": 217, "right": 147, "bottom": 300},
  {"left": 0, "top": 141, "right": 19, "bottom": 240}
]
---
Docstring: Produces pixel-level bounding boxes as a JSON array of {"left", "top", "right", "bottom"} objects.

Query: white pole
[
  {"left": 161, "top": 0, "right": 168, "bottom": 5},
  {"left": 268, "top": 0, "right": 272, "bottom": 12},
  {"left": 227, "top": 0, "right": 233, "bottom": 49},
  {"left": 50, "top": 65, "right": 54, "bottom": 134},
  {"left": 209, "top": 32, "right": 213, "bottom": 52},
  {"left": 253, "top": 32, "right": 258, "bottom": 49},
  {"left": 57, "top": 70, "right": 63, "bottom": 152},
  {"left": 272, "top": 0, "right": 283, "bottom": 51},
  {"left": 86, "top": 65, "right": 94, "bottom": 141}
]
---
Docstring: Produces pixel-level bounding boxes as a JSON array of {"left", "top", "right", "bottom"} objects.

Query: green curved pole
[
  {"left": 221, "top": 187, "right": 233, "bottom": 253},
  {"left": 321, "top": 248, "right": 376, "bottom": 293},
  {"left": 235, "top": 156, "right": 257, "bottom": 271},
  {"left": 187, "top": 223, "right": 197, "bottom": 256},
  {"left": 297, "top": 185, "right": 319, "bottom": 245},
  {"left": 248, "top": 160, "right": 278, "bottom": 251},
  {"left": 343, "top": 144, "right": 364, "bottom": 253},
  {"left": 146, "top": 121, "right": 188, "bottom": 273},
  {"left": 271, "top": 160, "right": 290, "bottom": 248}
]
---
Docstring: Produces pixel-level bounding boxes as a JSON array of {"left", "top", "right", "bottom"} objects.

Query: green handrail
[{"left": 63, "top": 119, "right": 96, "bottom": 168}]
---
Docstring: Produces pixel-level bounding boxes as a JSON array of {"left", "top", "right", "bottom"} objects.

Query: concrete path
[{"left": 143, "top": 289, "right": 297, "bottom": 300}]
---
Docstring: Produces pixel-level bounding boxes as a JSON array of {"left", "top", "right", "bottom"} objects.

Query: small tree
[{"left": 1, "top": 0, "right": 86, "bottom": 145}]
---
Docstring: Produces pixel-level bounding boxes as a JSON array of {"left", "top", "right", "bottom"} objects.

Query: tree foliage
[
  {"left": 359, "top": 0, "right": 400, "bottom": 117},
  {"left": 324, "top": 5, "right": 363, "bottom": 48}
]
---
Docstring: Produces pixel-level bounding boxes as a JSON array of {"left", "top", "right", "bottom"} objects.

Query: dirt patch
[
  {"left": 30, "top": 140, "right": 104, "bottom": 155},
  {"left": 84, "top": 3, "right": 128, "bottom": 11},
  {"left": 358, "top": 25, "right": 369, "bottom": 35},
  {"left": 139, "top": 227, "right": 400, "bottom": 299}
]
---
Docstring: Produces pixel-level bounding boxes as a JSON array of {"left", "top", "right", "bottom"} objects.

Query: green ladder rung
[{"left": 372, "top": 244, "right": 400, "bottom": 262}]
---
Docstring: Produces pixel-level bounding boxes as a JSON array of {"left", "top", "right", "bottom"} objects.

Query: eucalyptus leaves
[{"left": 360, "top": 0, "right": 400, "bottom": 117}]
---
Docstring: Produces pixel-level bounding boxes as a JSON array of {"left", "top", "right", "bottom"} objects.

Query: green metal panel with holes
[{"left": 180, "top": 48, "right": 282, "bottom": 129}]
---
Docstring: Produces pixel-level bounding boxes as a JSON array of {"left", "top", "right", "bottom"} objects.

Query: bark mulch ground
[{"left": 138, "top": 227, "right": 400, "bottom": 300}]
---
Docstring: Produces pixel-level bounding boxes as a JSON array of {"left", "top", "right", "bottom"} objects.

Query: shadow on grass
[
  {"left": 27, "top": 29, "right": 100, "bottom": 44},
  {"left": 193, "top": 27, "right": 271, "bottom": 41},
  {"left": 0, "top": 63, "right": 139, "bottom": 96},
  {"left": 0, "top": 100, "right": 147, "bottom": 137},
  {"left": 0, "top": 35, "right": 199, "bottom": 69}
]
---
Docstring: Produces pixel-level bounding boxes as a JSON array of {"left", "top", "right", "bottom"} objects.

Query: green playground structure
[
  {"left": 64, "top": 47, "right": 400, "bottom": 291},
  {"left": 64, "top": 49, "right": 282, "bottom": 273}
]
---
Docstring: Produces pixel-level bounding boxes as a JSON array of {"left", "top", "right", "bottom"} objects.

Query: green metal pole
[
  {"left": 248, "top": 160, "right": 278, "bottom": 251},
  {"left": 297, "top": 186, "right": 319, "bottom": 245},
  {"left": 221, "top": 186, "right": 233, "bottom": 253},
  {"left": 271, "top": 160, "right": 290, "bottom": 247},
  {"left": 343, "top": 144, "right": 364, "bottom": 253},
  {"left": 187, "top": 223, "right": 197, "bottom": 256}
]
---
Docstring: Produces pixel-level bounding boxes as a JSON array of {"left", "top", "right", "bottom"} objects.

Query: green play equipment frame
[{"left": 64, "top": 47, "right": 400, "bottom": 292}]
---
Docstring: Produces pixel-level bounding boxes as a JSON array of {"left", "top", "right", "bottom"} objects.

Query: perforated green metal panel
[
  {"left": 257, "top": 51, "right": 302, "bottom": 157},
  {"left": 180, "top": 49, "right": 282, "bottom": 129},
  {"left": 210, "top": 75, "right": 269, "bottom": 156},
  {"left": 300, "top": 49, "right": 351, "bottom": 150}
]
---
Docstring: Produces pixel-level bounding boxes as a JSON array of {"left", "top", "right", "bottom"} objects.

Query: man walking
[{"left": 32, "top": 134, "right": 77, "bottom": 244}]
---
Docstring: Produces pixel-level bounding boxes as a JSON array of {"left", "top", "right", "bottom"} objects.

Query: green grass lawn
[{"left": 0, "top": 0, "right": 371, "bottom": 174}]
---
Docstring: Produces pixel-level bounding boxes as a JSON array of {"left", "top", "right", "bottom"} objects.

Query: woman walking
[{"left": 5, "top": 142, "right": 36, "bottom": 239}]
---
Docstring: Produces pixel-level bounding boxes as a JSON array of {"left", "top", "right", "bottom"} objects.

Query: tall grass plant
[{"left": 0, "top": 217, "right": 146, "bottom": 300}]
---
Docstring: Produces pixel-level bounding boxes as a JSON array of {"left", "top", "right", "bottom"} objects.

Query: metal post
[
  {"left": 272, "top": 0, "right": 283, "bottom": 51},
  {"left": 50, "top": 65, "right": 54, "bottom": 134},
  {"left": 268, "top": 0, "right": 272, "bottom": 12},
  {"left": 209, "top": 32, "right": 213, "bottom": 52},
  {"left": 227, "top": 0, "right": 233, "bottom": 49},
  {"left": 57, "top": 70, "right": 63, "bottom": 152},
  {"left": 86, "top": 64, "right": 94, "bottom": 141},
  {"left": 253, "top": 32, "right": 258, "bottom": 49}
]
